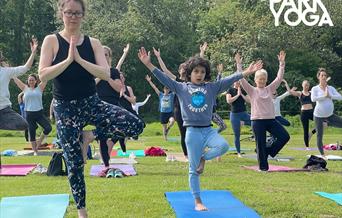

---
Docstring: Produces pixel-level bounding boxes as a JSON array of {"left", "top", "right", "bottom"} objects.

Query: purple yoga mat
[
  {"left": 290, "top": 147, "right": 318, "bottom": 151},
  {"left": 243, "top": 165, "right": 310, "bottom": 172},
  {"left": 0, "top": 164, "right": 37, "bottom": 176},
  {"left": 90, "top": 164, "right": 136, "bottom": 176}
]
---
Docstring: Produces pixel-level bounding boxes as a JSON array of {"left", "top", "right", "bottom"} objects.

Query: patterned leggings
[{"left": 54, "top": 94, "right": 145, "bottom": 209}]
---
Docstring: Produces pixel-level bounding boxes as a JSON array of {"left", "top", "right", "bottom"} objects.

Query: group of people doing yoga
[{"left": 1, "top": 0, "right": 341, "bottom": 216}]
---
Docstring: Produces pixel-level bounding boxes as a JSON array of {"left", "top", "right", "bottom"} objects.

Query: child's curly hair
[{"left": 184, "top": 57, "right": 211, "bottom": 82}]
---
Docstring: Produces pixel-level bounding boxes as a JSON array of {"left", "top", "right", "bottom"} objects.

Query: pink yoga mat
[
  {"left": 243, "top": 165, "right": 310, "bottom": 172},
  {"left": 0, "top": 164, "right": 37, "bottom": 176},
  {"left": 90, "top": 164, "right": 136, "bottom": 176}
]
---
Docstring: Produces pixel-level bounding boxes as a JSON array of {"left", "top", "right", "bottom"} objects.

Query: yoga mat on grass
[
  {"left": 243, "top": 165, "right": 309, "bottom": 172},
  {"left": 90, "top": 164, "right": 136, "bottom": 176},
  {"left": 118, "top": 150, "right": 145, "bottom": 157},
  {"left": 0, "top": 194, "right": 69, "bottom": 218},
  {"left": 315, "top": 192, "right": 342, "bottom": 205},
  {"left": 291, "top": 147, "right": 318, "bottom": 151},
  {"left": 0, "top": 164, "right": 37, "bottom": 176},
  {"left": 165, "top": 190, "right": 260, "bottom": 218},
  {"left": 308, "top": 155, "right": 342, "bottom": 161},
  {"left": 100, "top": 158, "right": 138, "bottom": 164},
  {"left": 243, "top": 154, "right": 294, "bottom": 161},
  {"left": 110, "top": 150, "right": 118, "bottom": 157},
  {"left": 227, "top": 147, "right": 251, "bottom": 152}
]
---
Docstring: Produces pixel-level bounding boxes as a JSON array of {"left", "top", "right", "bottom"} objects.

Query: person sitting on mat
[
  {"left": 138, "top": 47, "right": 262, "bottom": 211},
  {"left": 239, "top": 51, "right": 290, "bottom": 172},
  {"left": 0, "top": 38, "right": 37, "bottom": 131}
]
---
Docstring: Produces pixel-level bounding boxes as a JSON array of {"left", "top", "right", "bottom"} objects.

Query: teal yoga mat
[
  {"left": 165, "top": 190, "right": 260, "bottom": 218},
  {"left": 117, "top": 150, "right": 145, "bottom": 157},
  {"left": 0, "top": 194, "right": 69, "bottom": 218},
  {"left": 315, "top": 192, "right": 342, "bottom": 205}
]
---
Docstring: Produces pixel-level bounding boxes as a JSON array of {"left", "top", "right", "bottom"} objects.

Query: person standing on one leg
[
  {"left": 139, "top": 47, "right": 262, "bottom": 211},
  {"left": 38, "top": 1, "right": 144, "bottom": 217},
  {"left": 239, "top": 51, "right": 290, "bottom": 171},
  {"left": 0, "top": 38, "right": 38, "bottom": 130},
  {"left": 12, "top": 75, "right": 52, "bottom": 155},
  {"left": 145, "top": 74, "right": 175, "bottom": 141},
  {"left": 153, "top": 47, "right": 188, "bottom": 157},
  {"left": 284, "top": 79, "right": 316, "bottom": 149},
  {"left": 226, "top": 81, "right": 251, "bottom": 157},
  {"left": 311, "top": 68, "right": 342, "bottom": 157}
]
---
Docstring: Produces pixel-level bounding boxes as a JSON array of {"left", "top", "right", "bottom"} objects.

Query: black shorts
[{"left": 160, "top": 112, "right": 173, "bottom": 124}]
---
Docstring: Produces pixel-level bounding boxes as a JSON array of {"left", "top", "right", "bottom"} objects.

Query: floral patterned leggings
[{"left": 54, "top": 94, "right": 145, "bottom": 209}]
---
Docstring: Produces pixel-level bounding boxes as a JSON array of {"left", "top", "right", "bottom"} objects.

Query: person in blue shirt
[
  {"left": 146, "top": 75, "right": 175, "bottom": 141},
  {"left": 138, "top": 47, "right": 262, "bottom": 211}
]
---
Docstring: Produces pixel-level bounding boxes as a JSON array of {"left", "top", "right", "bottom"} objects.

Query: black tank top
[
  {"left": 228, "top": 88, "right": 247, "bottom": 113},
  {"left": 300, "top": 92, "right": 312, "bottom": 105},
  {"left": 52, "top": 33, "right": 96, "bottom": 100},
  {"left": 96, "top": 68, "right": 121, "bottom": 105}
]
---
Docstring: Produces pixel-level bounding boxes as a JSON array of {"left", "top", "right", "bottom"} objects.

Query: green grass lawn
[{"left": 1, "top": 124, "right": 342, "bottom": 218}]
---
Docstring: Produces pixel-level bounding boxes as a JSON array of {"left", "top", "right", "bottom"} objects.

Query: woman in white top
[
  {"left": 311, "top": 68, "right": 342, "bottom": 156},
  {"left": 13, "top": 74, "right": 51, "bottom": 155},
  {"left": 132, "top": 94, "right": 151, "bottom": 115}
]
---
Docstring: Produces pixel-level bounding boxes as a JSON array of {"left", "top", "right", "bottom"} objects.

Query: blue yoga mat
[
  {"left": 0, "top": 194, "right": 69, "bottom": 218},
  {"left": 315, "top": 192, "right": 342, "bottom": 205},
  {"left": 165, "top": 190, "right": 260, "bottom": 218},
  {"left": 118, "top": 149, "right": 145, "bottom": 157}
]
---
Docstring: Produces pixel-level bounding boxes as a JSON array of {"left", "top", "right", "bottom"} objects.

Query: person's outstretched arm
[
  {"left": 12, "top": 77, "right": 27, "bottom": 91},
  {"left": 267, "top": 51, "right": 286, "bottom": 92},
  {"left": 145, "top": 75, "right": 160, "bottom": 96},
  {"left": 6, "top": 38, "right": 38, "bottom": 78},
  {"left": 283, "top": 79, "right": 301, "bottom": 97},
  {"left": 49, "top": 99, "right": 54, "bottom": 120},
  {"left": 116, "top": 44, "right": 130, "bottom": 71},
  {"left": 139, "top": 47, "right": 180, "bottom": 93},
  {"left": 24, "top": 37, "right": 38, "bottom": 70},
  {"left": 122, "top": 86, "right": 137, "bottom": 104},
  {"left": 216, "top": 60, "right": 263, "bottom": 94},
  {"left": 199, "top": 42, "right": 208, "bottom": 58},
  {"left": 153, "top": 48, "right": 176, "bottom": 80}
]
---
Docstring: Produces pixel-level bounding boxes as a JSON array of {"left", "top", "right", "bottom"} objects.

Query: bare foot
[
  {"left": 195, "top": 198, "right": 208, "bottom": 211},
  {"left": 78, "top": 208, "right": 88, "bottom": 218},
  {"left": 237, "top": 153, "right": 243, "bottom": 158},
  {"left": 37, "top": 134, "right": 46, "bottom": 148},
  {"left": 216, "top": 156, "right": 222, "bottom": 162},
  {"left": 82, "top": 130, "right": 94, "bottom": 163},
  {"left": 196, "top": 158, "right": 206, "bottom": 174}
]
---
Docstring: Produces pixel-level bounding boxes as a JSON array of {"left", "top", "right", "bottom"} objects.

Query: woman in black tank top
[
  {"left": 38, "top": 1, "right": 144, "bottom": 217},
  {"left": 284, "top": 80, "right": 316, "bottom": 148}
]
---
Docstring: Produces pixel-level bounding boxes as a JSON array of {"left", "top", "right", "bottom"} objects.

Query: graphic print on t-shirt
[{"left": 187, "top": 87, "right": 208, "bottom": 113}]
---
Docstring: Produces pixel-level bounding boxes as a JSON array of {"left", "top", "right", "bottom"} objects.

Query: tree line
[{"left": 1, "top": 0, "right": 341, "bottom": 118}]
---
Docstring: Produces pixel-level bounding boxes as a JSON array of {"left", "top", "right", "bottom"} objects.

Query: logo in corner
[{"left": 270, "top": 0, "right": 334, "bottom": 27}]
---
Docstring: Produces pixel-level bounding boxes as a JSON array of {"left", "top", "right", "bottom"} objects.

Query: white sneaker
[{"left": 129, "top": 152, "right": 136, "bottom": 159}]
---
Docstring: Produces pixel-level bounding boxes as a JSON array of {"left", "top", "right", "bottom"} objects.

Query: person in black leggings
[{"left": 284, "top": 80, "right": 316, "bottom": 149}]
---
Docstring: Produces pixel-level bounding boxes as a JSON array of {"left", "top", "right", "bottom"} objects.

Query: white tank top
[{"left": 23, "top": 86, "right": 43, "bottom": 111}]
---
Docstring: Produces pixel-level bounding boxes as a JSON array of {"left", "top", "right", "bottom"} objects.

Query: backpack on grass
[{"left": 47, "top": 152, "right": 68, "bottom": 176}]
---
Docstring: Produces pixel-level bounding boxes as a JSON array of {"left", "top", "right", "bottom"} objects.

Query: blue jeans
[
  {"left": 185, "top": 127, "right": 229, "bottom": 199},
  {"left": 230, "top": 112, "right": 251, "bottom": 153}
]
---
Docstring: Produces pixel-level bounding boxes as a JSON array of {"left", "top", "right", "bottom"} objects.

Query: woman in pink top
[{"left": 239, "top": 51, "right": 290, "bottom": 171}]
